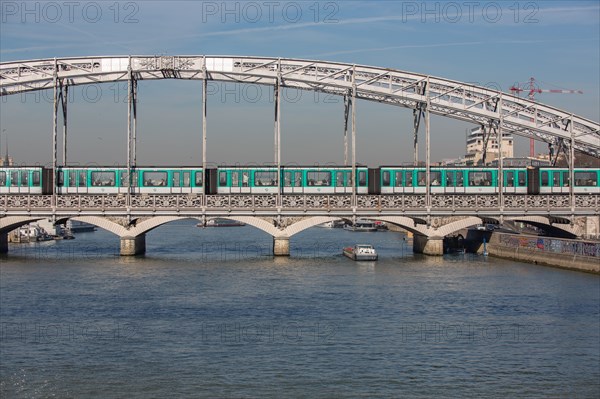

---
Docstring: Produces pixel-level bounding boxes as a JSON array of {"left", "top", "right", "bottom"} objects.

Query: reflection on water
[{"left": 1, "top": 220, "right": 599, "bottom": 398}]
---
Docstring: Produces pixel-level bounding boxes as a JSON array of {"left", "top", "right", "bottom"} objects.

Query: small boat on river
[
  {"left": 343, "top": 219, "right": 378, "bottom": 232},
  {"left": 343, "top": 244, "right": 378, "bottom": 261},
  {"left": 199, "top": 218, "right": 246, "bottom": 227}
]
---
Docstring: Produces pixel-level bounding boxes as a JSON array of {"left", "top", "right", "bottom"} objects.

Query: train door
[
  {"left": 119, "top": 170, "right": 137, "bottom": 194},
  {"left": 538, "top": 169, "right": 551, "bottom": 194},
  {"left": 283, "top": 170, "right": 302, "bottom": 194},
  {"left": 444, "top": 171, "right": 456, "bottom": 194},
  {"left": 8, "top": 170, "right": 27, "bottom": 194},
  {"left": 504, "top": 170, "right": 516, "bottom": 194},
  {"left": 380, "top": 170, "right": 392, "bottom": 194},
  {"left": 334, "top": 170, "right": 346, "bottom": 194},
  {"left": 560, "top": 171, "right": 570, "bottom": 194},
  {"left": 172, "top": 171, "right": 183, "bottom": 194},
  {"left": 404, "top": 170, "right": 415, "bottom": 194}
]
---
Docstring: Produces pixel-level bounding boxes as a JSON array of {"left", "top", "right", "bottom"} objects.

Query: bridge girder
[{"left": 1, "top": 56, "right": 598, "bottom": 156}]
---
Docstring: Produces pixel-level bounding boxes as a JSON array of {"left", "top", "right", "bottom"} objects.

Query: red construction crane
[{"left": 510, "top": 77, "right": 583, "bottom": 157}]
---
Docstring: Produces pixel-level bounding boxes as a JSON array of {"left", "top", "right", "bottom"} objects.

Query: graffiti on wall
[{"left": 499, "top": 234, "right": 600, "bottom": 258}]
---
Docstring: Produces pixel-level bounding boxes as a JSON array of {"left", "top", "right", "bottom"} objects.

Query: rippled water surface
[{"left": 1, "top": 220, "right": 599, "bottom": 398}]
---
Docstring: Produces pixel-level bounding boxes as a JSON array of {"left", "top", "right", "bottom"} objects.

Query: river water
[{"left": 1, "top": 220, "right": 599, "bottom": 398}]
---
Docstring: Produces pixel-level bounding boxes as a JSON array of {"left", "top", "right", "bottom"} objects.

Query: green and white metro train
[{"left": 0, "top": 165, "right": 598, "bottom": 195}]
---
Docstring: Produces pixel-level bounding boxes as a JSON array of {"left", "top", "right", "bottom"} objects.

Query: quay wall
[{"left": 487, "top": 233, "right": 600, "bottom": 274}]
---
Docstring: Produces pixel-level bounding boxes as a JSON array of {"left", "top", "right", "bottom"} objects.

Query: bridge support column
[
  {"left": 120, "top": 234, "right": 146, "bottom": 256},
  {"left": 0, "top": 232, "right": 8, "bottom": 254},
  {"left": 273, "top": 236, "right": 290, "bottom": 256},
  {"left": 413, "top": 235, "right": 443, "bottom": 256}
]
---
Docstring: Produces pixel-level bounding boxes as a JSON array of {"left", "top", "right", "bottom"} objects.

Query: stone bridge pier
[{"left": 0, "top": 232, "right": 8, "bottom": 254}]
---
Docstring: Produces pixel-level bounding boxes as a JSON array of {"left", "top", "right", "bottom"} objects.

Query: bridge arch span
[
  {"left": 0, "top": 216, "right": 45, "bottom": 234},
  {"left": 508, "top": 216, "right": 580, "bottom": 239},
  {"left": 70, "top": 216, "right": 129, "bottom": 237},
  {"left": 435, "top": 217, "right": 485, "bottom": 237}
]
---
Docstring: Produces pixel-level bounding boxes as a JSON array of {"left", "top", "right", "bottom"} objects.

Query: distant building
[
  {"left": 464, "top": 126, "right": 514, "bottom": 166},
  {"left": 0, "top": 155, "right": 13, "bottom": 166}
]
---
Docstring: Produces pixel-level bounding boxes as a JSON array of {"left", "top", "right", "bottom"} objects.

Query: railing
[{"left": 1, "top": 194, "right": 598, "bottom": 214}]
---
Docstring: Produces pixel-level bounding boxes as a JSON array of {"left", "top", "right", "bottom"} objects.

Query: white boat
[
  {"left": 199, "top": 218, "right": 246, "bottom": 227},
  {"left": 344, "top": 219, "right": 377, "bottom": 232},
  {"left": 343, "top": 244, "right": 378, "bottom": 261}
]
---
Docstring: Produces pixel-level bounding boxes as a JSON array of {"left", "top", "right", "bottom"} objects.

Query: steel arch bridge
[
  {"left": 1, "top": 55, "right": 599, "bottom": 156},
  {"left": 1, "top": 55, "right": 599, "bottom": 257}
]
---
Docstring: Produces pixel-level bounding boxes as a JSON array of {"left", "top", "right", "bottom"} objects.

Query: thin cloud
[{"left": 312, "top": 38, "right": 600, "bottom": 57}]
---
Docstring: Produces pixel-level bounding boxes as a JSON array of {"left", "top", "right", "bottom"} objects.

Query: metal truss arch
[{"left": 1, "top": 55, "right": 599, "bottom": 155}]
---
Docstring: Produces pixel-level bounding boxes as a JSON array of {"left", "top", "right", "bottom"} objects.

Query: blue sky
[{"left": 1, "top": 0, "right": 599, "bottom": 166}]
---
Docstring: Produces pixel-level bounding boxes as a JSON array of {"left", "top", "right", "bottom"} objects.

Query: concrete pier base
[
  {"left": 0, "top": 232, "right": 8, "bottom": 254},
  {"left": 120, "top": 234, "right": 146, "bottom": 256},
  {"left": 413, "top": 235, "right": 444, "bottom": 256},
  {"left": 273, "top": 236, "right": 290, "bottom": 256}
]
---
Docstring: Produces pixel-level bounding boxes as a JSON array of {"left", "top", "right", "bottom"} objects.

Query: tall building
[
  {"left": 464, "top": 126, "right": 513, "bottom": 166},
  {"left": 0, "top": 155, "right": 13, "bottom": 166}
]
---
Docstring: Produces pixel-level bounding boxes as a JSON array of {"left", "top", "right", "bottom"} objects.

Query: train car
[
  {"left": 283, "top": 166, "right": 368, "bottom": 194},
  {"left": 378, "top": 167, "right": 503, "bottom": 195},
  {"left": 213, "top": 166, "right": 369, "bottom": 195},
  {"left": 0, "top": 167, "right": 52, "bottom": 194},
  {"left": 57, "top": 167, "right": 204, "bottom": 194},
  {"left": 537, "top": 167, "right": 599, "bottom": 194},
  {"left": 136, "top": 167, "right": 203, "bottom": 194}
]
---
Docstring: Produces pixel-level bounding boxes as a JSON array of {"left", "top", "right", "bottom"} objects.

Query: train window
[
  {"left": 142, "top": 171, "right": 166, "bottom": 187},
  {"left": 32, "top": 171, "right": 40, "bottom": 186},
  {"left": 308, "top": 171, "right": 331, "bottom": 186},
  {"left": 242, "top": 172, "right": 249, "bottom": 187},
  {"left": 541, "top": 171, "right": 549, "bottom": 186},
  {"left": 575, "top": 172, "right": 597, "bottom": 186},
  {"left": 20, "top": 171, "right": 28, "bottom": 186},
  {"left": 195, "top": 172, "right": 203, "bottom": 186},
  {"left": 468, "top": 171, "right": 492, "bottom": 186},
  {"left": 255, "top": 171, "right": 277, "bottom": 186},
  {"left": 561, "top": 171, "right": 569, "bottom": 187},
  {"left": 92, "top": 171, "right": 116, "bottom": 187},
  {"left": 518, "top": 172, "right": 526, "bottom": 186},
  {"left": 552, "top": 173, "right": 560, "bottom": 187},
  {"left": 10, "top": 171, "right": 18, "bottom": 186},
  {"left": 456, "top": 172, "right": 464, "bottom": 187},
  {"left": 0, "top": 172, "right": 6, "bottom": 186},
  {"left": 231, "top": 172, "right": 240, "bottom": 187},
  {"left": 416, "top": 171, "right": 441, "bottom": 186},
  {"left": 395, "top": 172, "right": 403, "bottom": 187},
  {"left": 336, "top": 171, "right": 345, "bottom": 187},
  {"left": 405, "top": 173, "right": 413, "bottom": 187},
  {"left": 295, "top": 173, "right": 302, "bottom": 187},
  {"left": 382, "top": 171, "right": 390, "bottom": 186},
  {"left": 358, "top": 171, "right": 366, "bottom": 186},
  {"left": 183, "top": 172, "right": 191, "bottom": 187},
  {"left": 506, "top": 172, "right": 514, "bottom": 187},
  {"left": 57, "top": 171, "right": 64, "bottom": 187},
  {"left": 69, "top": 171, "right": 76, "bottom": 187},
  {"left": 219, "top": 171, "right": 227, "bottom": 186},
  {"left": 173, "top": 172, "right": 181, "bottom": 187},
  {"left": 347, "top": 174, "right": 352, "bottom": 187}
]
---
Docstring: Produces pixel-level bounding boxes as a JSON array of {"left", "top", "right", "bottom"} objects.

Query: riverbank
[{"left": 486, "top": 232, "right": 599, "bottom": 274}]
